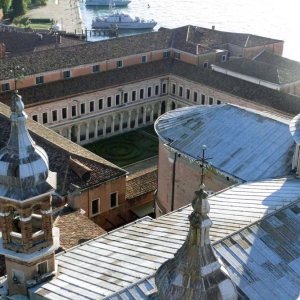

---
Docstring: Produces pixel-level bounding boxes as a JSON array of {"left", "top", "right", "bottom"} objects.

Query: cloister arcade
[{"left": 54, "top": 98, "right": 179, "bottom": 145}]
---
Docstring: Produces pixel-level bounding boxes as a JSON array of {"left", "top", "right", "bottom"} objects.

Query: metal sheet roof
[
  {"left": 154, "top": 104, "right": 294, "bottom": 181},
  {"left": 30, "top": 177, "right": 300, "bottom": 299},
  {"left": 214, "top": 199, "right": 300, "bottom": 300}
]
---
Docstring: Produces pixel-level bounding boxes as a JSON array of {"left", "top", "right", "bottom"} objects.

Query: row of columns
[{"left": 56, "top": 100, "right": 179, "bottom": 144}]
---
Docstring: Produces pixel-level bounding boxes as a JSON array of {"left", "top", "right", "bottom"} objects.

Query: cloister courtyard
[{"left": 84, "top": 125, "right": 158, "bottom": 167}]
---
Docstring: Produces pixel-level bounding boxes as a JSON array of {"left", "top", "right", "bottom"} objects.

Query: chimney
[
  {"left": 69, "top": 156, "right": 92, "bottom": 181},
  {"left": 212, "top": 25, "right": 215, "bottom": 30}
]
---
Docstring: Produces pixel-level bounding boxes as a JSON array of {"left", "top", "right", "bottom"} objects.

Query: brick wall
[{"left": 156, "top": 142, "right": 238, "bottom": 215}]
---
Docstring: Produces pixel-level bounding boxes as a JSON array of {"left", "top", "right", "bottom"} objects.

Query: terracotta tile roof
[
  {"left": 213, "top": 51, "right": 300, "bottom": 85},
  {"left": 53, "top": 206, "right": 106, "bottom": 251},
  {"left": 1, "top": 58, "right": 299, "bottom": 116},
  {"left": 0, "top": 59, "right": 171, "bottom": 107},
  {"left": 169, "top": 60, "right": 300, "bottom": 115},
  {"left": 214, "top": 58, "right": 282, "bottom": 83},
  {"left": 0, "top": 102, "right": 126, "bottom": 196},
  {"left": 0, "top": 29, "right": 173, "bottom": 80},
  {"left": 0, "top": 30, "right": 86, "bottom": 56},
  {"left": 254, "top": 50, "right": 300, "bottom": 83},
  {"left": 183, "top": 25, "right": 282, "bottom": 49},
  {"left": 0, "top": 25, "right": 282, "bottom": 81},
  {"left": 126, "top": 167, "right": 157, "bottom": 199}
]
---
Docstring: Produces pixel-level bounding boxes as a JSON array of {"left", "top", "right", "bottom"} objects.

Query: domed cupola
[{"left": 0, "top": 91, "right": 52, "bottom": 200}]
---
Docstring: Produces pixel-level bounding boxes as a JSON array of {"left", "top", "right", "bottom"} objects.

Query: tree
[
  {"left": 11, "top": 0, "right": 27, "bottom": 17},
  {"left": 0, "top": 0, "right": 12, "bottom": 14}
]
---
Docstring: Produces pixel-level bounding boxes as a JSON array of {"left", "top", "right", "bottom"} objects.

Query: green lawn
[
  {"left": 28, "top": 23, "right": 53, "bottom": 30},
  {"left": 84, "top": 126, "right": 158, "bottom": 167}
]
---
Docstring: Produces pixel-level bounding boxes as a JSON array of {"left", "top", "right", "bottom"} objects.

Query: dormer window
[{"left": 203, "top": 62, "right": 209, "bottom": 68}]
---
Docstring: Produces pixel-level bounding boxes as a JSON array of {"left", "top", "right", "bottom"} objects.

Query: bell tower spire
[
  {"left": 0, "top": 91, "right": 59, "bottom": 297},
  {"left": 155, "top": 145, "right": 237, "bottom": 300}
]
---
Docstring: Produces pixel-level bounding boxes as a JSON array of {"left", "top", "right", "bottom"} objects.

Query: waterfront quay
[{"left": 26, "top": 0, "right": 84, "bottom": 34}]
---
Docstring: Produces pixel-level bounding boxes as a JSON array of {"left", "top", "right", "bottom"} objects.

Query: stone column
[
  {"left": 150, "top": 106, "right": 154, "bottom": 122},
  {"left": 143, "top": 106, "right": 147, "bottom": 124},
  {"left": 67, "top": 127, "right": 72, "bottom": 140},
  {"left": 166, "top": 100, "right": 171, "bottom": 112},
  {"left": 77, "top": 124, "right": 81, "bottom": 143},
  {"left": 85, "top": 122, "right": 90, "bottom": 141},
  {"left": 41, "top": 201, "right": 53, "bottom": 244},
  {"left": 103, "top": 118, "right": 107, "bottom": 137},
  {"left": 157, "top": 103, "right": 162, "bottom": 118},
  {"left": 127, "top": 111, "right": 132, "bottom": 129},
  {"left": 111, "top": 115, "right": 115, "bottom": 134},
  {"left": 20, "top": 209, "right": 33, "bottom": 251},
  {"left": 120, "top": 113, "right": 124, "bottom": 132},
  {"left": 0, "top": 211, "right": 13, "bottom": 245},
  {"left": 135, "top": 112, "right": 139, "bottom": 128},
  {"left": 95, "top": 119, "right": 98, "bottom": 138}
]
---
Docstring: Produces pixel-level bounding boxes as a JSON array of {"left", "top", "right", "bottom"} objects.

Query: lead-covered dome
[{"left": 0, "top": 91, "right": 53, "bottom": 200}]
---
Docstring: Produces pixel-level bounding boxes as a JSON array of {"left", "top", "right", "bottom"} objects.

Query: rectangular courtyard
[{"left": 84, "top": 126, "right": 158, "bottom": 167}]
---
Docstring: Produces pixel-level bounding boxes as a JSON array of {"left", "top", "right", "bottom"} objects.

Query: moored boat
[
  {"left": 86, "top": 0, "right": 131, "bottom": 6},
  {"left": 92, "top": 13, "right": 157, "bottom": 30}
]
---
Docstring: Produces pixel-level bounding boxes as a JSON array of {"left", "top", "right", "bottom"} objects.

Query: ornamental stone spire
[
  {"left": 155, "top": 146, "right": 237, "bottom": 300},
  {"left": 0, "top": 91, "right": 59, "bottom": 297},
  {"left": 0, "top": 91, "right": 52, "bottom": 200}
]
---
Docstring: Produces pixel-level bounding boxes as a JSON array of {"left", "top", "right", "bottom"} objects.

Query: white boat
[
  {"left": 92, "top": 13, "right": 157, "bottom": 30},
  {"left": 86, "top": 0, "right": 130, "bottom": 6}
]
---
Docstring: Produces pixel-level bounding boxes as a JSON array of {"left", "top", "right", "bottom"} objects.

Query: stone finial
[
  {"left": 11, "top": 90, "right": 25, "bottom": 113},
  {"left": 155, "top": 147, "right": 237, "bottom": 300}
]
